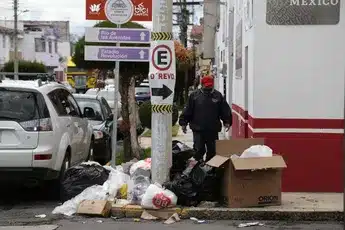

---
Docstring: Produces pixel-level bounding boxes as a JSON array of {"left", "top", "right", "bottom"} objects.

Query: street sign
[
  {"left": 104, "top": 0, "right": 134, "bottom": 24},
  {"left": 86, "top": 0, "right": 152, "bottom": 21},
  {"left": 85, "top": 46, "right": 150, "bottom": 62},
  {"left": 149, "top": 40, "right": 176, "bottom": 105},
  {"left": 85, "top": 27, "right": 151, "bottom": 44}
]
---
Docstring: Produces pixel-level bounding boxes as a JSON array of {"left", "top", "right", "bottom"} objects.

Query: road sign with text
[
  {"left": 85, "top": 28, "right": 151, "bottom": 44},
  {"left": 148, "top": 40, "right": 176, "bottom": 105},
  {"left": 85, "top": 46, "right": 150, "bottom": 62}
]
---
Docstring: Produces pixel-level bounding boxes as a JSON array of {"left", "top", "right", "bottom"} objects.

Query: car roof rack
[{"left": 0, "top": 72, "right": 57, "bottom": 87}]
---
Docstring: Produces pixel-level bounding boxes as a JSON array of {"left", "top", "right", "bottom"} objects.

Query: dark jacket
[{"left": 179, "top": 89, "right": 232, "bottom": 132}]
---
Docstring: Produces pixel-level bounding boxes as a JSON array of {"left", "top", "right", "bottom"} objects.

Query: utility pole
[
  {"left": 13, "top": 0, "right": 19, "bottom": 80},
  {"left": 150, "top": 0, "right": 174, "bottom": 185}
]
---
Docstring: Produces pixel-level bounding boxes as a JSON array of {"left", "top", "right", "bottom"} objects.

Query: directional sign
[
  {"left": 151, "top": 84, "right": 173, "bottom": 100},
  {"left": 149, "top": 40, "right": 176, "bottom": 106},
  {"left": 85, "top": 46, "right": 150, "bottom": 62},
  {"left": 85, "top": 28, "right": 151, "bottom": 44}
]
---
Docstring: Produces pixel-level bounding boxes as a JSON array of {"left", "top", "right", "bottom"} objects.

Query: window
[
  {"left": 0, "top": 90, "right": 39, "bottom": 122},
  {"left": 101, "top": 98, "right": 112, "bottom": 118},
  {"left": 10, "top": 37, "right": 14, "bottom": 49},
  {"left": 66, "top": 92, "right": 81, "bottom": 117},
  {"left": 2, "top": 35, "right": 6, "bottom": 48},
  {"left": 34, "top": 38, "right": 46, "bottom": 52},
  {"left": 75, "top": 98, "right": 104, "bottom": 121},
  {"left": 54, "top": 40, "right": 58, "bottom": 53},
  {"left": 48, "top": 40, "right": 52, "bottom": 54},
  {"left": 48, "top": 89, "right": 68, "bottom": 116}
]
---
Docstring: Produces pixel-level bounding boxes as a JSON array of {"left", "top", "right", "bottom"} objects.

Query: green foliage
[
  {"left": 2, "top": 60, "right": 47, "bottom": 73},
  {"left": 139, "top": 101, "right": 179, "bottom": 129},
  {"left": 72, "top": 21, "right": 149, "bottom": 76}
]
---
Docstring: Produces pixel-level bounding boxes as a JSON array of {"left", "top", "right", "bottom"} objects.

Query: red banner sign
[{"left": 86, "top": 0, "right": 152, "bottom": 21}]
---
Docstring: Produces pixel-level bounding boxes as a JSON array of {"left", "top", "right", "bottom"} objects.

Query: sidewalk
[
  {"left": 139, "top": 126, "right": 226, "bottom": 149},
  {"left": 111, "top": 193, "right": 343, "bottom": 221}
]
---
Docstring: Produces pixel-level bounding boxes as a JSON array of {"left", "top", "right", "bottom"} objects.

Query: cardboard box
[
  {"left": 207, "top": 139, "right": 287, "bottom": 208},
  {"left": 77, "top": 200, "right": 112, "bottom": 217}
]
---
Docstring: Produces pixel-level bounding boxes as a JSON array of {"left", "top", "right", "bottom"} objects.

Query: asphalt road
[{"left": 0, "top": 220, "right": 343, "bottom": 230}]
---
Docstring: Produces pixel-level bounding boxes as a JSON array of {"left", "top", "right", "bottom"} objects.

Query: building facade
[
  {"left": 0, "top": 20, "right": 71, "bottom": 72},
  {"left": 0, "top": 20, "right": 24, "bottom": 68},
  {"left": 215, "top": 0, "right": 345, "bottom": 192}
]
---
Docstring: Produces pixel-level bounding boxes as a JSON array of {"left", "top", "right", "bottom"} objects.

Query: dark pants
[{"left": 193, "top": 131, "right": 219, "bottom": 162}]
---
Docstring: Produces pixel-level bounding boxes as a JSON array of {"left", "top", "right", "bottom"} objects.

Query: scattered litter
[
  {"left": 164, "top": 213, "right": 180, "bottom": 224},
  {"left": 96, "top": 220, "right": 103, "bottom": 223},
  {"left": 141, "top": 210, "right": 158, "bottom": 220},
  {"left": 35, "top": 214, "right": 46, "bottom": 218},
  {"left": 190, "top": 217, "right": 207, "bottom": 224},
  {"left": 82, "top": 221, "right": 86, "bottom": 224},
  {"left": 77, "top": 200, "right": 111, "bottom": 217},
  {"left": 133, "top": 218, "right": 141, "bottom": 222},
  {"left": 111, "top": 216, "right": 118, "bottom": 220},
  {"left": 238, "top": 222, "right": 264, "bottom": 228}
]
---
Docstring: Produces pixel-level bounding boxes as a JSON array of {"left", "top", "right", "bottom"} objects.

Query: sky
[{"left": 0, "top": 0, "right": 203, "bottom": 38}]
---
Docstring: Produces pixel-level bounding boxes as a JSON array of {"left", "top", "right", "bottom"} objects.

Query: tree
[
  {"left": 2, "top": 60, "right": 47, "bottom": 73},
  {"left": 72, "top": 21, "right": 149, "bottom": 161},
  {"left": 174, "top": 41, "right": 195, "bottom": 104}
]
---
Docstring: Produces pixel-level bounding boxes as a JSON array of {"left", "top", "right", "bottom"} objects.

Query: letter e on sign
[{"left": 152, "top": 45, "right": 172, "bottom": 71}]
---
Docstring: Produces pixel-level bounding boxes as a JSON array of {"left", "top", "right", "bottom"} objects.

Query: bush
[
  {"left": 139, "top": 101, "right": 179, "bottom": 129},
  {"left": 2, "top": 60, "right": 47, "bottom": 73}
]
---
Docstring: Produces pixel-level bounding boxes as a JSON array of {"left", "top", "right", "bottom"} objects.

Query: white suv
[{"left": 0, "top": 79, "right": 93, "bottom": 189}]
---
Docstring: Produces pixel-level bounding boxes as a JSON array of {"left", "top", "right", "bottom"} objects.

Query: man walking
[{"left": 179, "top": 75, "right": 232, "bottom": 162}]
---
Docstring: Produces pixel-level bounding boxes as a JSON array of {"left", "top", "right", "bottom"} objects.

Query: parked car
[
  {"left": 86, "top": 87, "right": 122, "bottom": 118},
  {"left": 73, "top": 94, "right": 113, "bottom": 165},
  {"left": 0, "top": 78, "right": 93, "bottom": 191},
  {"left": 135, "top": 86, "right": 150, "bottom": 105}
]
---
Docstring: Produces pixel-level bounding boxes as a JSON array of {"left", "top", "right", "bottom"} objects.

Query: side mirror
[
  {"left": 107, "top": 113, "right": 114, "bottom": 121},
  {"left": 83, "top": 107, "right": 96, "bottom": 118}
]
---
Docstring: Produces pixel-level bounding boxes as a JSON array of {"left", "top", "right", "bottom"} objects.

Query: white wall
[
  {"left": 252, "top": 0, "right": 345, "bottom": 119},
  {"left": 21, "top": 31, "right": 70, "bottom": 68},
  {"left": 0, "top": 34, "right": 11, "bottom": 66}
]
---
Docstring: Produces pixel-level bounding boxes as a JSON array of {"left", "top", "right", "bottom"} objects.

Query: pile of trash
[
  {"left": 52, "top": 141, "right": 223, "bottom": 217},
  {"left": 52, "top": 141, "right": 278, "bottom": 219}
]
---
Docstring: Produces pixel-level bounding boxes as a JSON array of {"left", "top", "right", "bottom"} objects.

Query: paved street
[{"left": 0, "top": 220, "right": 343, "bottom": 230}]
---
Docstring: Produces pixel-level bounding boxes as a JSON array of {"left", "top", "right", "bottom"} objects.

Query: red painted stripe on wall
[{"left": 232, "top": 103, "right": 344, "bottom": 130}]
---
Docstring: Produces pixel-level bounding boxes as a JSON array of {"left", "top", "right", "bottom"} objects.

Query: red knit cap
[{"left": 201, "top": 75, "right": 214, "bottom": 87}]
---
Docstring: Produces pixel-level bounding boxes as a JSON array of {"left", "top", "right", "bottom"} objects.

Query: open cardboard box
[{"left": 206, "top": 139, "right": 287, "bottom": 208}]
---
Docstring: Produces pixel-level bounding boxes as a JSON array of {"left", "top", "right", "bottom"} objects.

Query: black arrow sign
[{"left": 151, "top": 84, "right": 173, "bottom": 100}]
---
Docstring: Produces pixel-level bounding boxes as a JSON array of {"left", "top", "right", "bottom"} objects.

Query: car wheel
[
  {"left": 86, "top": 138, "right": 94, "bottom": 162},
  {"left": 48, "top": 151, "right": 70, "bottom": 201}
]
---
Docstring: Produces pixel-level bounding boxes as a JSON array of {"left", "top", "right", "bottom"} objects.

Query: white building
[
  {"left": 215, "top": 0, "right": 345, "bottom": 193},
  {"left": 22, "top": 21, "right": 71, "bottom": 72},
  {"left": 0, "top": 20, "right": 24, "bottom": 68}
]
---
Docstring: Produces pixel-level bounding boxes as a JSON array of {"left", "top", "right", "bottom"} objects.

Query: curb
[{"left": 111, "top": 206, "right": 343, "bottom": 221}]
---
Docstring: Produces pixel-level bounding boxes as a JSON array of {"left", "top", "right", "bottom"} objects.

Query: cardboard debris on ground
[
  {"left": 164, "top": 213, "right": 180, "bottom": 224},
  {"left": 238, "top": 222, "right": 264, "bottom": 227},
  {"left": 206, "top": 139, "right": 287, "bottom": 208},
  {"left": 141, "top": 209, "right": 180, "bottom": 224},
  {"left": 77, "top": 200, "right": 112, "bottom": 217}
]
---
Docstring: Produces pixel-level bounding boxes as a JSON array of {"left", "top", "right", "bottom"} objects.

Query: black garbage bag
[
  {"left": 170, "top": 140, "right": 195, "bottom": 180},
  {"left": 190, "top": 164, "right": 224, "bottom": 202},
  {"left": 163, "top": 174, "right": 201, "bottom": 207},
  {"left": 60, "top": 163, "right": 110, "bottom": 202}
]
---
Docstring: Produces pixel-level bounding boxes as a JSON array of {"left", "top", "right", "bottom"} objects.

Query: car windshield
[
  {"left": 0, "top": 90, "right": 40, "bottom": 122},
  {"left": 75, "top": 98, "right": 104, "bottom": 121},
  {"left": 135, "top": 87, "right": 150, "bottom": 95}
]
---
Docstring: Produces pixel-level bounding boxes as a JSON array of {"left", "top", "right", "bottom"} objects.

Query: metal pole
[
  {"left": 111, "top": 24, "right": 121, "bottom": 168},
  {"left": 13, "top": 0, "right": 19, "bottom": 80},
  {"left": 151, "top": 0, "right": 173, "bottom": 185}
]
